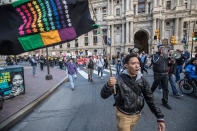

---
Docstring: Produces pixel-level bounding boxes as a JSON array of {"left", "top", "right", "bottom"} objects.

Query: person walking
[
  {"left": 39, "top": 55, "right": 44, "bottom": 71},
  {"left": 175, "top": 49, "right": 185, "bottom": 82},
  {"left": 86, "top": 56, "right": 94, "bottom": 82},
  {"left": 97, "top": 55, "right": 104, "bottom": 79},
  {"left": 151, "top": 46, "right": 172, "bottom": 109},
  {"left": 65, "top": 59, "right": 78, "bottom": 91},
  {"left": 168, "top": 58, "right": 183, "bottom": 97},
  {"left": 59, "top": 57, "right": 64, "bottom": 70},
  {"left": 101, "top": 54, "right": 165, "bottom": 131},
  {"left": 140, "top": 51, "right": 148, "bottom": 74},
  {"left": 29, "top": 55, "right": 37, "bottom": 76}
]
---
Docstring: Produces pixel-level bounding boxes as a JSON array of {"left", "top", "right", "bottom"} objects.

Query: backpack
[{"left": 88, "top": 60, "right": 94, "bottom": 68}]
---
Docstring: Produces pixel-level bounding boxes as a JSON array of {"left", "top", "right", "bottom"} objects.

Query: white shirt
[{"left": 97, "top": 58, "right": 104, "bottom": 67}]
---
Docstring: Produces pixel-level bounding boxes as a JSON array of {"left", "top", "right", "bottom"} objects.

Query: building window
[
  {"left": 59, "top": 44, "right": 62, "bottom": 48},
  {"left": 116, "top": 0, "right": 119, "bottom": 4},
  {"left": 134, "top": 5, "right": 136, "bottom": 15},
  {"left": 85, "top": 33, "right": 88, "bottom": 46},
  {"left": 102, "top": 29, "right": 107, "bottom": 44},
  {"left": 94, "top": 8, "right": 97, "bottom": 13},
  {"left": 148, "top": 2, "right": 151, "bottom": 14},
  {"left": 138, "top": 0, "right": 145, "bottom": 13},
  {"left": 116, "top": 8, "right": 120, "bottom": 16},
  {"left": 102, "top": 7, "right": 107, "bottom": 18},
  {"left": 183, "top": 22, "right": 188, "bottom": 28},
  {"left": 67, "top": 43, "right": 70, "bottom": 48},
  {"left": 93, "top": 30, "right": 97, "bottom": 45},
  {"left": 94, "top": 49, "right": 97, "bottom": 55},
  {"left": 166, "top": 1, "right": 171, "bottom": 10},
  {"left": 75, "top": 39, "right": 78, "bottom": 47}
]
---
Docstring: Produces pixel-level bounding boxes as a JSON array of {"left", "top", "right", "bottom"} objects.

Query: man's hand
[
  {"left": 158, "top": 122, "right": 165, "bottom": 131},
  {"left": 107, "top": 77, "right": 116, "bottom": 87}
]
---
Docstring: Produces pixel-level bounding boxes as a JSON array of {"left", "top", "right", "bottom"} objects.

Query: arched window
[{"left": 138, "top": 0, "right": 145, "bottom": 13}]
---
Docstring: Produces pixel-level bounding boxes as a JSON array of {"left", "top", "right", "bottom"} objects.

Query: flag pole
[{"left": 88, "top": 0, "right": 116, "bottom": 94}]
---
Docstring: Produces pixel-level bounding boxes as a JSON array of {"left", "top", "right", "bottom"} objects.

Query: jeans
[
  {"left": 98, "top": 67, "right": 103, "bottom": 77},
  {"left": 68, "top": 74, "right": 75, "bottom": 89},
  {"left": 32, "top": 66, "right": 36, "bottom": 76},
  {"left": 88, "top": 68, "right": 93, "bottom": 80},
  {"left": 40, "top": 63, "right": 44, "bottom": 71},
  {"left": 151, "top": 74, "right": 169, "bottom": 104},
  {"left": 169, "top": 74, "right": 179, "bottom": 95},
  {"left": 116, "top": 65, "right": 121, "bottom": 76},
  {"left": 176, "top": 65, "right": 183, "bottom": 82}
]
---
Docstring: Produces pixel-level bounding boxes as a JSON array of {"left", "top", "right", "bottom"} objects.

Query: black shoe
[
  {"left": 162, "top": 103, "right": 172, "bottom": 110},
  {"left": 71, "top": 88, "right": 75, "bottom": 91}
]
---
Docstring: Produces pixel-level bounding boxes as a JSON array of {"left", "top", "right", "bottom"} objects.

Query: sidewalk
[{"left": 0, "top": 66, "right": 68, "bottom": 130}]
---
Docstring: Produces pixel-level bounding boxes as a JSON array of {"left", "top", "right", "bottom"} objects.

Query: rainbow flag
[
  {"left": 79, "top": 49, "right": 83, "bottom": 55},
  {"left": 0, "top": 0, "right": 97, "bottom": 55}
]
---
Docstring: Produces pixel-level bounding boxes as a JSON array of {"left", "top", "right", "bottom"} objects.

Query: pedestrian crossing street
[{"left": 77, "top": 66, "right": 117, "bottom": 80}]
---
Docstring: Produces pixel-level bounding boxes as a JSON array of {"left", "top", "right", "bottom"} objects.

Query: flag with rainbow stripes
[{"left": 0, "top": 0, "right": 97, "bottom": 55}]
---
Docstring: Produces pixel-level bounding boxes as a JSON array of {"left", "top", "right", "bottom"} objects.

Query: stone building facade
[
  {"left": 106, "top": 0, "right": 197, "bottom": 55},
  {"left": 1, "top": 0, "right": 197, "bottom": 57},
  {"left": 50, "top": 0, "right": 197, "bottom": 56}
]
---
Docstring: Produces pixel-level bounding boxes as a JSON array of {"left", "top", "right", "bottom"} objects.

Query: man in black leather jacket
[
  {"left": 101, "top": 54, "right": 165, "bottom": 131},
  {"left": 151, "top": 46, "right": 171, "bottom": 109}
]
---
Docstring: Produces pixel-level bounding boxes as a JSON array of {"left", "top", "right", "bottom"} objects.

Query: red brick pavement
[{"left": 0, "top": 66, "right": 67, "bottom": 123}]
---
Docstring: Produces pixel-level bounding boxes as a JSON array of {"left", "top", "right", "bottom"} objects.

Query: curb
[{"left": 0, "top": 76, "right": 68, "bottom": 131}]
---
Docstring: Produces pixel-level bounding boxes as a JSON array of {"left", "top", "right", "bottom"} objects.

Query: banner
[
  {"left": 0, "top": 66, "right": 25, "bottom": 99},
  {"left": 0, "top": 0, "right": 97, "bottom": 55}
]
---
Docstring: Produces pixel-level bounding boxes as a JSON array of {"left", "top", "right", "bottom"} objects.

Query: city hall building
[{"left": 1, "top": 0, "right": 197, "bottom": 56}]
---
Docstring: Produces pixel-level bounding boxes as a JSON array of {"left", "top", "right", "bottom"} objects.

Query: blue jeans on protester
[
  {"left": 68, "top": 74, "right": 75, "bottom": 89},
  {"left": 176, "top": 65, "right": 183, "bottom": 82},
  {"left": 169, "top": 74, "right": 179, "bottom": 95},
  {"left": 98, "top": 67, "right": 103, "bottom": 77},
  {"left": 32, "top": 65, "right": 36, "bottom": 76}
]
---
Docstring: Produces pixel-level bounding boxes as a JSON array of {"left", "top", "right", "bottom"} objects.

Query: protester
[
  {"left": 65, "top": 59, "right": 78, "bottom": 91},
  {"left": 97, "top": 55, "right": 104, "bottom": 79},
  {"left": 29, "top": 55, "right": 37, "bottom": 76},
  {"left": 151, "top": 46, "right": 171, "bottom": 109},
  {"left": 185, "top": 58, "right": 197, "bottom": 82},
  {"left": 101, "top": 54, "right": 165, "bottom": 131},
  {"left": 175, "top": 49, "right": 185, "bottom": 82},
  {"left": 168, "top": 58, "right": 183, "bottom": 97},
  {"left": 116, "top": 55, "right": 122, "bottom": 76},
  {"left": 39, "top": 55, "right": 45, "bottom": 71},
  {"left": 86, "top": 56, "right": 94, "bottom": 82},
  {"left": 59, "top": 56, "right": 64, "bottom": 70},
  {"left": 140, "top": 51, "right": 148, "bottom": 74}
]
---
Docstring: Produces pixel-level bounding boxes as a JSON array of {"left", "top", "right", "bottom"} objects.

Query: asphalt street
[{"left": 10, "top": 67, "right": 197, "bottom": 131}]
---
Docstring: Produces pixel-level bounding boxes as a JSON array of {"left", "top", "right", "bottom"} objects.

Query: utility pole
[{"left": 45, "top": 47, "right": 53, "bottom": 80}]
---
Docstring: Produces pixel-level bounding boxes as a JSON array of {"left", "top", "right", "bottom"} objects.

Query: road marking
[
  {"left": 93, "top": 70, "right": 106, "bottom": 76},
  {"left": 78, "top": 69, "right": 88, "bottom": 79},
  {"left": 104, "top": 69, "right": 116, "bottom": 75}
]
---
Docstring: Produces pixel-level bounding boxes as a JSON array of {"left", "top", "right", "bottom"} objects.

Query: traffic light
[
  {"left": 171, "top": 36, "right": 177, "bottom": 44},
  {"left": 155, "top": 29, "right": 160, "bottom": 40},
  {"left": 193, "top": 32, "right": 197, "bottom": 41}
]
